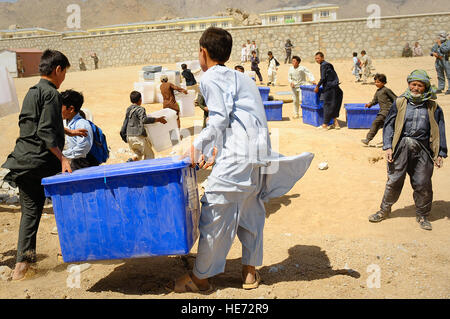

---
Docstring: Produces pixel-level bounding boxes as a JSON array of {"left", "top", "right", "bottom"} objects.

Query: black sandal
[{"left": 369, "top": 210, "right": 389, "bottom": 223}]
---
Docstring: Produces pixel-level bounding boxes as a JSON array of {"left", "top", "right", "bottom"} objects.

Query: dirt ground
[{"left": 0, "top": 55, "right": 449, "bottom": 299}]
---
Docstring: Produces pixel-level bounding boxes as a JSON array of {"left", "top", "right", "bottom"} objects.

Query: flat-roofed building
[
  {"left": 0, "top": 27, "right": 59, "bottom": 39},
  {"left": 260, "top": 3, "right": 339, "bottom": 25}
]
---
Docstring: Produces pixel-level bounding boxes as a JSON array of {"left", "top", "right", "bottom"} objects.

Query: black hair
[
  {"left": 39, "top": 49, "right": 71, "bottom": 76},
  {"left": 234, "top": 65, "right": 245, "bottom": 72},
  {"left": 353, "top": 52, "right": 358, "bottom": 57},
  {"left": 181, "top": 63, "right": 187, "bottom": 70},
  {"left": 292, "top": 56, "right": 301, "bottom": 63},
  {"left": 315, "top": 52, "right": 324, "bottom": 58},
  {"left": 199, "top": 27, "right": 233, "bottom": 63},
  {"left": 61, "top": 89, "right": 84, "bottom": 113},
  {"left": 361, "top": 50, "right": 366, "bottom": 54},
  {"left": 374, "top": 73, "right": 387, "bottom": 84},
  {"left": 130, "top": 91, "right": 142, "bottom": 104},
  {"left": 268, "top": 51, "right": 273, "bottom": 56},
  {"left": 251, "top": 50, "right": 256, "bottom": 54}
]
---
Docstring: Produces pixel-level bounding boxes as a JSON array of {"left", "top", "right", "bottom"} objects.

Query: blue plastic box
[
  {"left": 258, "top": 87, "right": 271, "bottom": 101},
  {"left": 345, "top": 103, "right": 380, "bottom": 129},
  {"left": 301, "top": 104, "right": 333, "bottom": 127},
  {"left": 42, "top": 158, "right": 200, "bottom": 263},
  {"left": 300, "top": 85, "right": 324, "bottom": 107},
  {"left": 264, "top": 101, "right": 283, "bottom": 121}
]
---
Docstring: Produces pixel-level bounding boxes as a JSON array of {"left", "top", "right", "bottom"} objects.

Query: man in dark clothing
[
  {"left": 2, "top": 49, "right": 72, "bottom": 280},
  {"left": 314, "top": 52, "right": 343, "bottom": 130},
  {"left": 369, "top": 70, "right": 447, "bottom": 231},
  {"left": 181, "top": 64, "right": 197, "bottom": 87},
  {"left": 284, "top": 39, "right": 294, "bottom": 64},
  {"left": 91, "top": 53, "right": 99, "bottom": 70},
  {"left": 250, "top": 50, "right": 263, "bottom": 83},
  {"left": 361, "top": 74, "right": 397, "bottom": 145},
  {"left": 195, "top": 92, "right": 209, "bottom": 129}
]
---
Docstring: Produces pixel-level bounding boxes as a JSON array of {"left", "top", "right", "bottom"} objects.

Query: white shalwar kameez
[{"left": 192, "top": 65, "right": 314, "bottom": 279}]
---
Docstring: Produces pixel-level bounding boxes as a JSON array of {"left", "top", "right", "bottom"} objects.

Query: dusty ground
[{"left": 0, "top": 56, "right": 449, "bottom": 299}]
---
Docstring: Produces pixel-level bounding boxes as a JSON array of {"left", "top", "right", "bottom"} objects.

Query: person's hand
[
  {"left": 183, "top": 89, "right": 188, "bottom": 94},
  {"left": 199, "top": 147, "right": 217, "bottom": 169},
  {"left": 312, "top": 82, "right": 317, "bottom": 85},
  {"left": 66, "top": 128, "right": 88, "bottom": 137},
  {"left": 385, "top": 149, "right": 394, "bottom": 163},
  {"left": 290, "top": 82, "right": 295, "bottom": 88},
  {"left": 157, "top": 116, "right": 167, "bottom": 124},
  {"left": 435, "top": 157, "right": 443, "bottom": 168},
  {"left": 61, "top": 157, "right": 72, "bottom": 173},
  {"left": 365, "top": 103, "right": 371, "bottom": 108},
  {"left": 314, "top": 86, "right": 319, "bottom": 93}
]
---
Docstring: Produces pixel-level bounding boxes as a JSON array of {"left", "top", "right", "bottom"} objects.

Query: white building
[{"left": 260, "top": 3, "right": 339, "bottom": 25}]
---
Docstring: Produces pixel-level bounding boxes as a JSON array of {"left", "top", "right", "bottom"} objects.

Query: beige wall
[{"left": 1, "top": 13, "right": 448, "bottom": 70}]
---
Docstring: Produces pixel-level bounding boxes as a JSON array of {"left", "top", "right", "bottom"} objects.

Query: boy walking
[
  {"left": 160, "top": 75, "right": 188, "bottom": 129},
  {"left": 168, "top": 27, "right": 314, "bottom": 293},
  {"left": 250, "top": 51, "right": 263, "bottom": 83},
  {"left": 181, "top": 63, "right": 197, "bottom": 88},
  {"left": 120, "top": 91, "right": 167, "bottom": 161},
  {"left": 267, "top": 51, "right": 279, "bottom": 86},
  {"left": 2, "top": 50, "right": 72, "bottom": 280},
  {"left": 368, "top": 70, "right": 447, "bottom": 231},
  {"left": 361, "top": 74, "right": 397, "bottom": 145}
]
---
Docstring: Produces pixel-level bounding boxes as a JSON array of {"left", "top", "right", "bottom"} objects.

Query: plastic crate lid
[
  {"left": 263, "top": 101, "right": 283, "bottom": 106},
  {"left": 258, "top": 86, "right": 271, "bottom": 92},
  {"left": 42, "top": 157, "right": 191, "bottom": 186},
  {"left": 301, "top": 104, "right": 323, "bottom": 110},
  {"left": 345, "top": 103, "right": 380, "bottom": 111}
]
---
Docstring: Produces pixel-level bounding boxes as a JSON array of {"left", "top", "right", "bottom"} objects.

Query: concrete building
[
  {"left": 0, "top": 27, "right": 59, "bottom": 39},
  {"left": 260, "top": 3, "right": 339, "bottom": 25}
]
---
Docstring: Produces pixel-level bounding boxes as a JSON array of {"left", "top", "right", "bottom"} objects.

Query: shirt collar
[
  {"left": 39, "top": 78, "right": 57, "bottom": 89},
  {"left": 68, "top": 113, "right": 83, "bottom": 127}
]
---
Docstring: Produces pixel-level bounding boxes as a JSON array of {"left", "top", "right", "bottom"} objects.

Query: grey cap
[{"left": 438, "top": 31, "right": 448, "bottom": 41}]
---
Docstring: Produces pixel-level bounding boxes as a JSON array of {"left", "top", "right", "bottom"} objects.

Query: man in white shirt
[{"left": 288, "top": 56, "right": 315, "bottom": 119}]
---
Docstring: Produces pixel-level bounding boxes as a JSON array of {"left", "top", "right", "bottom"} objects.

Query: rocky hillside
[{"left": 0, "top": 0, "right": 449, "bottom": 31}]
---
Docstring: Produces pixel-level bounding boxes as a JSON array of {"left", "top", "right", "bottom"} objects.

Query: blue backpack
[
  {"left": 73, "top": 117, "right": 109, "bottom": 165},
  {"left": 87, "top": 121, "right": 109, "bottom": 165}
]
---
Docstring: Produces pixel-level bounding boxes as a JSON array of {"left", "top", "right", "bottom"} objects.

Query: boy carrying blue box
[{"left": 167, "top": 27, "right": 314, "bottom": 293}]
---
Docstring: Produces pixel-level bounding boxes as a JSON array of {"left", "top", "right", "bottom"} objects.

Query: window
[
  {"left": 200, "top": 23, "right": 206, "bottom": 29},
  {"left": 211, "top": 23, "right": 217, "bottom": 27},
  {"left": 284, "top": 15, "right": 295, "bottom": 24},
  {"left": 190, "top": 24, "right": 196, "bottom": 30},
  {"left": 222, "top": 22, "right": 229, "bottom": 27},
  {"left": 320, "top": 11, "right": 330, "bottom": 18},
  {"left": 269, "top": 16, "right": 278, "bottom": 23}
]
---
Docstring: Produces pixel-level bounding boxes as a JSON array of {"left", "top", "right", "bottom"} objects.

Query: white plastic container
[
  {"left": 134, "top": 82, "right": 155, "bottom": 104},
  {"left": 176, "top": 90, "right": 196, "bottom": 118},
  {"left": 145, "top": 108, "right": 180, "bottom": 152},
  {"left": 138, "top": 70, "right": 145, "bottom": 82}
]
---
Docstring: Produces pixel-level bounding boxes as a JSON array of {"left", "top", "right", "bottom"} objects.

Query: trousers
[
  {"left": 366, "top": 114, "right": 386, "bottom": 141},
  {"left": 380, "top": 137, "right": 434, "bottom": 216},
  {"left": 435, "top": 59, "right": 450, "bottom": 91}
]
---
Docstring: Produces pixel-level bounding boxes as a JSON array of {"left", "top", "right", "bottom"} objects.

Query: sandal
[
  {"left": 166, "top": 273, "right": 214, "bottom": 294},
  {"left": 242, "top": 270, "right": 261, "bottom": 290},
  {"left": 368, "top": 210, "right": 389, "bottom": 223}
]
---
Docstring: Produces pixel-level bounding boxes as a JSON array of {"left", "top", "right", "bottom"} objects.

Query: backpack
[
  {"left": 275, "top": 58, "right": 280, "bottom": 67},
  {"left": 74, "top": 117, "right": 110, "bottom": 165},
  {"left": 88, "top": 121, "right": 109, "bottom": 165}
]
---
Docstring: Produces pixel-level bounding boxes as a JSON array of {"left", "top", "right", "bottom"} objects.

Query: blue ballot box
[
  {"left": 263, "top": 101, "right": 283, "bottom": 121},
  {"left": 42, "top": 158, "right": 200, "bottom": 263},
  {"left": 345, "top": 103, "right": 380, "bottom": 129},
  {"left": 300, "top": 85, "right": 324, "bottom": 108},
  {"left": 258, "top": 86, "right": 271, "bottom": 102}
]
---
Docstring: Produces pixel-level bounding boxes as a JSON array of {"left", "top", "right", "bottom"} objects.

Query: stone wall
[{"left": 1, "top": 13, "right": 449, "bottom": 70}]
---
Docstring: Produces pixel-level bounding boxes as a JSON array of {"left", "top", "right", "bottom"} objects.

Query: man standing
[
  {"left": 284, "top": 39, "right": 294, "bottom": 64},
  {"left": 288, "top": 56, "right": 315, "bottom": 119},
  {"left": 431, "top": 31, "right": 450, "bottom": 95},
  {"left": 369, "top": 70, "right": 447, "bottom": 231},
  {"left": 314, "top": 52, "right": 343, "bottom": 130},
  {"left": 16, "top": 56, "right": 25, "bottom": 78},
  {"left": 91, "top": 53, "right": 99, "bottom": 70}
]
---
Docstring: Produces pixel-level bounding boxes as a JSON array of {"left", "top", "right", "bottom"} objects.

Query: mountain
[{"left": 1, "top": 0, "right": 449, "bottom": 31}]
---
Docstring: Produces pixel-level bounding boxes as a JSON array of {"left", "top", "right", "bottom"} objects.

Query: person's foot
[
  {"left": 417, "top": 216, "right": 432, "bottom": 231},
  {"left": 361, "top": 138, "right": 371, "bottom": 145},
  {"left": 12, "top": 262, "right": 30, "bottom": 281},
  {"left": 242, "top": 265, "right": 261, "bottom": 289},
  {"left": 317, "top": 125, "right": 328, "bottom": 130},
  {"left": 369, "top": 210, "right": 389, "bottom": 223}
]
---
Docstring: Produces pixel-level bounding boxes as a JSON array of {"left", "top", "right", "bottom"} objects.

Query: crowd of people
[{"left": 1, "top": 28, "right": 448, "bottom": 294}]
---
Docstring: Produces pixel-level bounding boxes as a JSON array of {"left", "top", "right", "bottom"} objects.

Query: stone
[
  {"left": 0, "top": 266, "right": 12, "bottom": 281},
  {"left": 318, "top": 162, "right": 329, "bottom": 170}
]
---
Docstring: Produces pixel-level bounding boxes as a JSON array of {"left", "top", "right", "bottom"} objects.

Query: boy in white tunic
[
  {"left": 168, "top": 27, "right": 314, "bottom": 293},
  {"left": 288, "top": 56, "right": 315, "bottom": 119}
]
